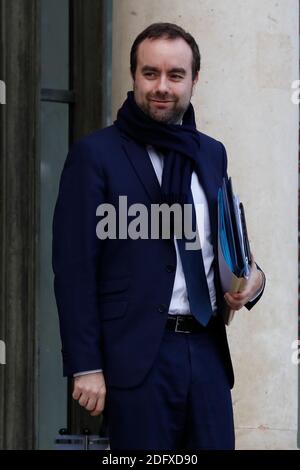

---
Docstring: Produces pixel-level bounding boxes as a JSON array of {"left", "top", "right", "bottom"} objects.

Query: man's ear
[
  {"left": 191, "top": 72, "right": 199, "bottom": 96},
  {"left": 131, "top": 70, "right": 136, "bottom": 88}
]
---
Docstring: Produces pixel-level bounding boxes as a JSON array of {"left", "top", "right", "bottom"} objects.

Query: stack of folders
[{"left": 217, "top": 176, "right": 252, "bottom": 325}]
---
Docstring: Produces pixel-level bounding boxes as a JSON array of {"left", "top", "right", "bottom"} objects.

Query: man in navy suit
[{"left": 53, "top": 23, "right": 265, "bottom": 450}]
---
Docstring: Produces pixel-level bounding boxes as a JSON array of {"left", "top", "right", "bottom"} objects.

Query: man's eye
[
  {"left": 170, "top": 75, "right": 183, "bottom": 80},
  {"left": 144, "top": 72, "right": 156, "bottom": 78}
]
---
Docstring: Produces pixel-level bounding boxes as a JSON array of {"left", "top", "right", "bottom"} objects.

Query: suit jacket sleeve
[
  {"left": 52, "top": 139, "right": 106, "bottom": 376},
  {"left": 220, "top": 142, "right": 266, "bottom": 311}
]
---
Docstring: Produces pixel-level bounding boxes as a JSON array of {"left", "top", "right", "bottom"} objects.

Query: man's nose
[{"left": 155, "top": 75, "right": 170, "bottom": 94}]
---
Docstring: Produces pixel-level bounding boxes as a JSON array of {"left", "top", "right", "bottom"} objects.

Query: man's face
[{"left": 133, "top": 37, "right": 198, "bottom": 124}]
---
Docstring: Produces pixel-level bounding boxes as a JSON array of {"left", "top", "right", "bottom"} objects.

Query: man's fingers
[
  {"left": 231, "top": 291, "right": 246, "bottom": 299},
  {"left": 72, "top": 372, "right": 106, "bottom": 415},
  {"left": 78, "top": 394, "right": 89, "bottom": 407},
  {"left": 74, "top": 388, "right": 103, "bottom": 412},
  {"left": 90, "top": 396, "right": 105, "bottom": 416},
  {"left": 90, "top": 409, "right": 102, "bottom": 417},
  {"left": 223, "top": 256, "right": 261, "bottom": 310},
  {"left": 224, "top": 293, "right": 244, "bottom": 311},
  {"left": 85, "top": 398, "right": 97, "bottom": 411},
  {"left": 72, "top": 388, "right": 81, "bottom": 400}
]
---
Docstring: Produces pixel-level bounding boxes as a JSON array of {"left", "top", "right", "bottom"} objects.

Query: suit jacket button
[
  {"left": 166, "top": 264, "right": 175, "bottom": 273},
  {"left": 158, "top": 304, "right": 167, "bottom": 313}
]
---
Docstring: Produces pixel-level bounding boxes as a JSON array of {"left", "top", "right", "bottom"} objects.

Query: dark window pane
[
  {"left": 41, "top": 0, "right": 69, "bottom": 90},
  {"left": 39, "top": 101, "right": 69, "bottom": 449}
]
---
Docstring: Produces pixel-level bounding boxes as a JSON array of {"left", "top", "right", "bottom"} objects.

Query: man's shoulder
[
  {"left": 65, "top": 126, "right": 122, "bottom": 170},
  {"left": 197, "top": 130, "right": 225, "bottom": 153},
  {"left": 72, "top": 125, "right": 119, "bottom": 151}
]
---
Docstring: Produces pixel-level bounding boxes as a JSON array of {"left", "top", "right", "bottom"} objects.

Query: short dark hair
[{"left": 130, "top": 22, "right": 201, "bottom": 80}]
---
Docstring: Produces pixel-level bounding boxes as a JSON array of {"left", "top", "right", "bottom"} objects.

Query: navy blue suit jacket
[{"left": 52, "top": 124, "right": 263, "bottom": 389}]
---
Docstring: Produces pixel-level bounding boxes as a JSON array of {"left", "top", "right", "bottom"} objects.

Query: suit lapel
[{"left": 121, "top": 134, "right": 162, "bottom": 204}]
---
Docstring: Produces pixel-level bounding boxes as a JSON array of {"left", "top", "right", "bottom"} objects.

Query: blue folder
[
  {"left": 218, "top": 176, "right": 251, "bottom": 281},
  {"left": 218, "top": 176, "right": 252, "bottom": 324}
]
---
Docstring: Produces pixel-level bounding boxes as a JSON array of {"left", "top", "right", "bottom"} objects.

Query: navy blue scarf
[{"left": 115, "top": 91, "right": 202, "bottom": 206}]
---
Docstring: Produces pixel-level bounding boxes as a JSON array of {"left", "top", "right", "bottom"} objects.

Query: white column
[{"left": 112, "top": 0, "right": 299, "bottom": 449}]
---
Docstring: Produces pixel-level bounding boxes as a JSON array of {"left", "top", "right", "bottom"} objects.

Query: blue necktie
[{"left": 176, "top": 189, "right": 213, "bottom": 326}]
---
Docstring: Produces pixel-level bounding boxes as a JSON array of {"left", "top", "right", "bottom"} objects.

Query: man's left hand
[{"left": 224, "top": 257, "right": 263, "bottom": 311}]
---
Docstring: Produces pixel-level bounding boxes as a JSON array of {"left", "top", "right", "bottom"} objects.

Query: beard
[
  {"left": 140, "top": 101, "right": 185, "bottom": 124},
  {"left": 135, "top": 90, "right": 191, "bottom": 125}
]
